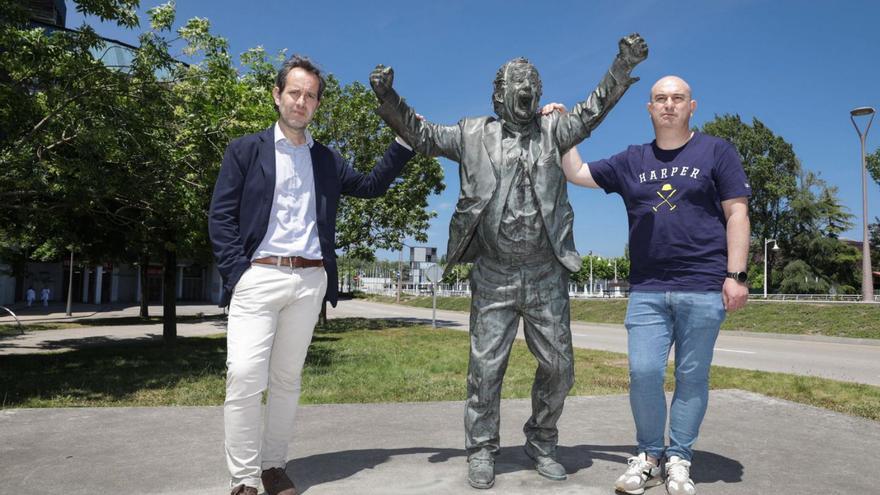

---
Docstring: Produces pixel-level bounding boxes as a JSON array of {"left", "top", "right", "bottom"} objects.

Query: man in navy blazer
[{"left": 209, "top": 55, "right": 414, "bottom": 495}]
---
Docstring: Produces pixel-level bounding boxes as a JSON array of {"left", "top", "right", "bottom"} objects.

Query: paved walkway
[
  {"left": 2, "top": 302, "right": 878, "bottom": 493},
  {"left": 2, "top": 390, "right": 877, "bottom": 494},
  {"left": 0, "top": 303, "right": 226, "bottom": 354},
  {"left": 0, "top": 302, "right": 224, "bottom": 323}
]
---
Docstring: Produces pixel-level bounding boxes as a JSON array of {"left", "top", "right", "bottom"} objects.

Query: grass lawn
[
  {"left": 357, "top": 293, "right": 880, "bottom": 339},
  {"left": 1, "top": 318, "right": 877, "bottom": 421}
]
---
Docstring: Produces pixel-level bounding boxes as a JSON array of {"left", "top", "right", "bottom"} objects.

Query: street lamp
[
  {"left": 397, "top": 246, "right": 404, "bottom": 303},
  {"left": 396, "top": 242, "right": 413, "bottom": 303},
  {"left": 65, "top": 250, "right": 74, "bottom": 316},
  {"left": 588, "top": 251, "right": 593, "bottom": 296},
  {"left": 850, "top": 106, "right": 875, "bottom": 302},
  {"left": 763, "top": 238, "right": 780, "bottom": 299}
]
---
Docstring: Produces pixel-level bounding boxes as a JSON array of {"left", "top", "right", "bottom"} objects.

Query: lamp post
[
  {"left": 396, "top": 242, "right": 412, "bottom": 303},
  {"left": 763, "top": 238, "right": 779, "bottom": 298},
  {"left": 588, "top": 251, "right": 593, "bottom": 296},
  {"left": 397, "top": 247, "right": 403, "bottom": 303},
  {"left": 65, "top": 250, "right": 74, "bottom": 316},
  {"left": 851, "top": 106, "right": 875, "bottom": 302}
]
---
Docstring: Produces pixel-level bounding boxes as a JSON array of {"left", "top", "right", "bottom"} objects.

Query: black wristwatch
[{"left": 726, "top": 271, "right": 748, "bottom": 283}]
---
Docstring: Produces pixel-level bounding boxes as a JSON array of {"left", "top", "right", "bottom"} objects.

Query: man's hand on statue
[
  {"left": 540, "top": 103, "right": 567, "bottom": 116},
  {"left": 370, "top": 64, "right": 395, "bottom": 100},
  {"left": 618, "top": 33, "right": 648, "bottom": 68}
]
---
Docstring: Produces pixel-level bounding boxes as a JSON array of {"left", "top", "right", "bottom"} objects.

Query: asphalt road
[{"left": 328, "top": 299, "right": 880, "bottom": 386}]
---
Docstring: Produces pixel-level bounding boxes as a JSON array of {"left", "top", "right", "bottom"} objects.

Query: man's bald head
[
  {"left": 647, "top": 75, "right": 696, "bottom": 134},
  {"left": 650, "top": 75, "right": 692, "bottom": 101}
]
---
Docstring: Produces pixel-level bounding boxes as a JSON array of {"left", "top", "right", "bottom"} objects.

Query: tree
[
  {"left": 0, "top": 2, "right": 258, "bottom": 341},
  {"left": 0, "top": 0, "right": 151, "bottom": 295},
  {"left": 868, "top": 148, "right": 880, "bottom": 188},
  {"left": 701, "top": 115, "right": 799, "bottom": 243},
  {"left": 870, "top": 218, "right": 880, "bottom": 273},
  {"left": 702, "top": 114, "right": 858, "bottom": 294},
  {"left": 571, "top": 254, "right": 628, "bottom": 286},
  {"left": 309, "top": 77, "right": 445, "bottom": 260},
  {"left": 1, "top": 1, "right": 445, "bottom": 340},
  {"left": 778, "top": 260, "right": 830, "bottom": 294},
  {"left": 441, "top": 263, "right": 471, "bottom": 285},
  {"left": 782, "top": 171, "right": 858, "bottom": 292}
]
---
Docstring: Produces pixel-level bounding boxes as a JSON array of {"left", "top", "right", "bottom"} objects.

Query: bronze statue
[{"left": 370, "top": 34, "right": 647, "bottom": 489}]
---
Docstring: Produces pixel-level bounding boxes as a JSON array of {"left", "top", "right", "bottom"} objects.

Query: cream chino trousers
[{"left": 224, "top": 263, "right": 327, "bottom": 488}]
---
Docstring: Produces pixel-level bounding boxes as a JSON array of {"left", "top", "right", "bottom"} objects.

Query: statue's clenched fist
[
  {"left": 618, "top": 33, "right": 648, "bottom": 68},
  {"left": 370, "top": 64, "right": 395, "bottom": 100}
]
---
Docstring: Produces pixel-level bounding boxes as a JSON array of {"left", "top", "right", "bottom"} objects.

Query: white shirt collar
[{"left": 274, "top": 122, "right": 314, "bottom": 148}]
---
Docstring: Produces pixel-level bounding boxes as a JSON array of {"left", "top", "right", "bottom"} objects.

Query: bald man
[{"left": 545, "top": 76, "right": 750, "bottom": 495}]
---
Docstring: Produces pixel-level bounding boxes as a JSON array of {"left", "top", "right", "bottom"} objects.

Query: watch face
[{"left": 736, "top": 272, "right": 748, "bottom": 283}]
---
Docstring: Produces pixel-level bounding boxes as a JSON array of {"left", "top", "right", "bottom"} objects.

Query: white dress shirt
[{"left": 252, "top": 123, "right": 323, "bottom": 260}]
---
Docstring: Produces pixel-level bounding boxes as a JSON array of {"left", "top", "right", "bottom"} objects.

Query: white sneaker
[
  {"left": 665, "top": 456, "right": 695, "bottom": 495},
  {"left": 615, "top": 452, "right": 663, "bottom": 494}
]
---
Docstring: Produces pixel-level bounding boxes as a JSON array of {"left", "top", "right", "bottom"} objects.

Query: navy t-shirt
[{"left": 589, "top": 131, "right": 751, "bottom": 291}]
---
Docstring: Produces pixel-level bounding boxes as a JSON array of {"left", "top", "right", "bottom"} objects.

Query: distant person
[
  {"left": 25, "top": 287, "right": 36, "bottom": 307},
  {"left": 544, "top": 75, "right": 750, "bottom": 495},
  {"left": 209, "top": 55, "right": 414, "bottom": 495},
  {"left": 41, "top": 287, "right": 50, "bottom": 307}
]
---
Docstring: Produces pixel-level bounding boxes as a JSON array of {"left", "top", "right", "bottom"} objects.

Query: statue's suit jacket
[{"left": 376, "top": 70, "right": 634, "bottom": 277}]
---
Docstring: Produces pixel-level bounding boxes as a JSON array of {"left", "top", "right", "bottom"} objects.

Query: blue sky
[{"left": 69, "top": 0, "right": 880, "bottom": 261}]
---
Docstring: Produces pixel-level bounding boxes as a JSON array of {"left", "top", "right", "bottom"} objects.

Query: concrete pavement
[
  {"left": 3, "top": 390, "right": 878, "bottom": 494},
  {"left": 0, "top": 320, "right": 226, "bottom": 354},
  {"left": 0, "top": 303, "right": 226, "bottom": 355},
  {"left": 2, "top": 301, "right": 879, "bottom": 493}
]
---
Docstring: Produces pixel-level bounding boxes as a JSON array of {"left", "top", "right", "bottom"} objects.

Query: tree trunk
[
  {"left": 139, "top": 252, "right": 149, "bottom": 318},
  {"left": 318, "top": 301, "right": 327, "bottom": 327},
  {"left": 162, "top": 246, "right": 177, "bottom": 346}
]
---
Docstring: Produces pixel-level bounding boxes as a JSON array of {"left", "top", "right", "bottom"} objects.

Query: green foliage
[
  {"left": 310, "top": 77, "right": 445, "bottom": 260},
  {"left": 701, "top": 114, "right": 798, "bottom": 242},
  {"left": 868, "top": 148, "right": 879, "bottom": 187},
  {"left": 441, "top": 263, "right": 471, "bottom": 284},
  {"left": 571, "top": 254, "right": 628, "bottom": 284},
  {"left": 0, "top": 1, "right": 445, "bottom": 337},
  {"left": 778, "top": 260, "right": 830, "bottom": 294},
  {"left": 0, "top": 0, "right": 148, "bottom": 263},
  {"left": 701, "top": 115, "right": 858, "bottom": 294},
  {"left": 871, "top": 219, "right": 880, "bottom": 272},
  {"left": 146, "top": 1, "right": 175, "bottom": 31},
  {"left": 72, "top": 0, "right": 141, "bottom": 28}
]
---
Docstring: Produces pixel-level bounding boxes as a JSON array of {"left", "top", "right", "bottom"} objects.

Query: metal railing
[
  {"left": 0, "top": 306, "right": 24, "bottom": 334},
  {"left": 750, "top": 293, "right": 879, "bottom": 303},
  {"left": 355, "top": 284, "right": 879, "bottom": 304}
]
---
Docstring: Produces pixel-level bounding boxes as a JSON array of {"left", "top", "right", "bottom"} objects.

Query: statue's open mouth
[{"left": 517, "top": 92, "right": 534, "bottom": 108}]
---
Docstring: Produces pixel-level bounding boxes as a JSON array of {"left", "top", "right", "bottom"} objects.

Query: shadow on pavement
[
  {"left": 383, "top": 317, "right": 465, "bottom": 329},
  {"left": 287, "top": 444, "right": 742, "bottom": 492}
]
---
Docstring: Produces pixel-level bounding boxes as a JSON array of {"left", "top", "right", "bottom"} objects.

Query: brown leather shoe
[
  {"left": 261, "top": 467, "right": 297, "bottom": 495},
  {"left": 230, "top": 484, "right": 257, "bottom": 495}
]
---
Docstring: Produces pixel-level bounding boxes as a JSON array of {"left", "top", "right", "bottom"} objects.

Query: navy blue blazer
[{"left": 208, "top": 125, "right": 415, "bottom": 307}]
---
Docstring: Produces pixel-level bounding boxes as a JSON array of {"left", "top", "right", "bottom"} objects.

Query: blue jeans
[{"left": 624, "top": 291, "right": 726, "bottom": 461}]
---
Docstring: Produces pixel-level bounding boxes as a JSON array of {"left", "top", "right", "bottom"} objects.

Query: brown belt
[{"left": 253, "top": 256, "right": 323, "bottom": 268}]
